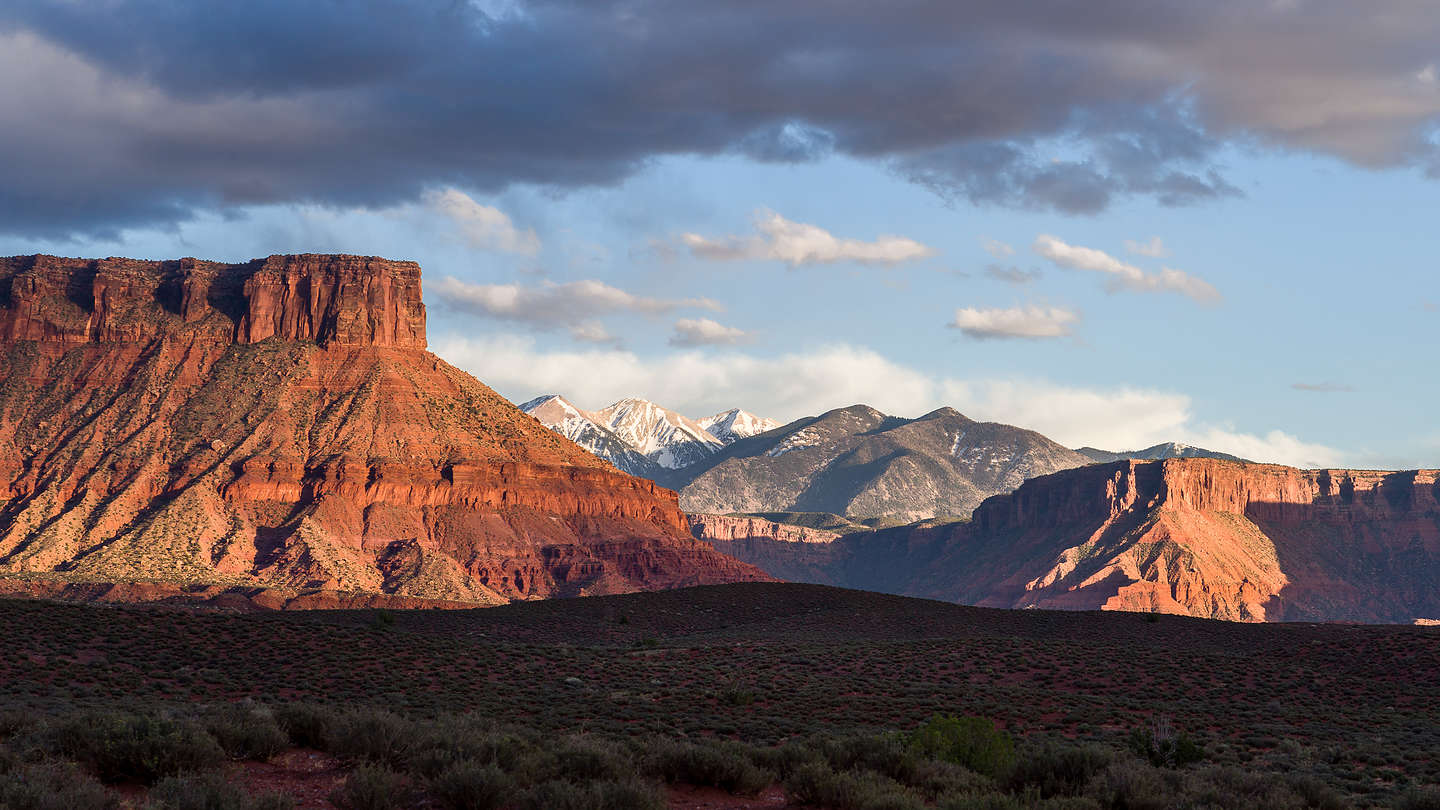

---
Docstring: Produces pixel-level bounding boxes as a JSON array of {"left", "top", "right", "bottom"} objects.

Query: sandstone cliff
[
  {"left": 0, "top": 254, "right": 768, "bottom": 605},
  {"left": 712, "top": 459, "right": 1440, "bottom": 623}
]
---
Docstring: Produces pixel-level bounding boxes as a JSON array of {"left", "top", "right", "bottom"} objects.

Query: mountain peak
[{"left": 699, "top": 408, "right": 782, "bottom": 445}]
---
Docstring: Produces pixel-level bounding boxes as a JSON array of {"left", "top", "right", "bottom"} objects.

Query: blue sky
[{"left": 1, "top": 2, "right": 1438, "bottom": 468}]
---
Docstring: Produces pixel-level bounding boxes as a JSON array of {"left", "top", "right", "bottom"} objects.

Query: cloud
[
  {"left": 1033, "top": 235, "right": 1220, "bottom": 302},
  {"left": 432, "top": 334, "right": 1344, "bottom": 467},
  {"left": 669, "top": 318, "right": 752, "bottom": 347},
  {"left": 10, "top": 1, "right": 1440, "bottom": 236},
  {"left": 984, "top": 265, "right": 1042, "bottom": 285},
  {"left": 430, "top": 277, "right": 720, "bottom": 333},
  {"left": 1124, "top": 236, "right": 1168, "bottom": 258},
  {"left": 1292, "top": 382, "right": 1356, "bottom": 393},
  {"left": 949, "top": 306, "right": 1078, "bottom": 340},
  {"left": 981, "top": 238, "right": 1015, "bottom": 258},
  {"left": 423, "top": 188, "right": 540, "bottom": 255},
  {"left": 682, "top": 210, "right": 934, "bottom": 267},
  {"left": 568, "top": 321, "right": 622, "bottom": 346}
]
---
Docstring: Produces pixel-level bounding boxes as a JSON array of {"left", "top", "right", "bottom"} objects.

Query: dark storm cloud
[{"left": 2, "top": 0, "right": 1439, "bottom": 237}]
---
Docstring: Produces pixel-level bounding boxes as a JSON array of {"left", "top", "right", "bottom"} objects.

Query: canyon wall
[
  {"left": 0, "top": 254, "right": 767, "bottom": 605},
  {"left": 714, "top": 459, "right": 1440, "bottom": 623}
]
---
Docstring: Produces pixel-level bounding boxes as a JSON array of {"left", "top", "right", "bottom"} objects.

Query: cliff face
[
  {"left": 0, "top": 254, "right": 767, "bottom": 605},
  {"left": 714, "top": 459, "right": 1440, "bottom": 623}
]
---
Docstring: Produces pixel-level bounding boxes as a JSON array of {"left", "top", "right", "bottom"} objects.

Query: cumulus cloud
[
  {"left": 423, "top": 188, "right": 540, "bottom": 255},
  {"left": 431, "top": 334, "right": 1344, "bottom": 467},
  {"left": 682, "top": 210, "right": 934, "bottom": 267},
  {"left": 5, "top": 3, "right": 1440, "bottom": 235},
  {"left": 669, "top": 318, "right": 752, "bottom": 347},
  {"left": 949, "top": 306, "right": 1078, "bottom": 340},
  {"left": 431, "top": 277, "right": 720, "bottom": 332},
  {"left": 1033, "top": 235, "right": 1220, "bottom": 302},
  {"left": 1292, "top": 382, "right": 1356, "bottom": 393},
  {"left": 1125, "top": 236, "right": 1168, "bottom": 258}
]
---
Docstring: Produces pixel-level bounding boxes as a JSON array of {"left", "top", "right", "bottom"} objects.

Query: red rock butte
[{"left": 0, "top": 254, "right": 768, "bottom": 606}]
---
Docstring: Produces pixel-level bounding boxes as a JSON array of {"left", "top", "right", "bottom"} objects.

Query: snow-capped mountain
[
  {"left": 518, "top": 395, "right": 662, "bottom": 478},
  {"left": 591, "top": 398, "right": 725, "bottom": 470},
  {"left": 518, "top": 395, "right": 775, "bottom": 475},
  {"left": 698, "top": 408, "right": 782, "bottom": 445}
]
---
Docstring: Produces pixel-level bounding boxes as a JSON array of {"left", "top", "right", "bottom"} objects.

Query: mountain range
[
  {"left": 522, "top": 395, "right": 1251, "bottom": 523},
  {"left": 1076, "top": 443, "right": 1248, "bottom": 463}
]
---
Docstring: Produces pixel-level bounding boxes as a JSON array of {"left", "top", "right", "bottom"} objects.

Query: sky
[{"left": 1, "top": 1, "right": 1437, "bottom": 469}]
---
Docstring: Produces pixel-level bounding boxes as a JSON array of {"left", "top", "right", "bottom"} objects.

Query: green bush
[
  {"left": 427, "top": 761, "right": 512, "bottom": 810},
  {"left": 203, "top": 703, "right": 289, "bottom": 761},
  {"left": 908, "top": 715, "right": 1016, "bottom": 780},
  {"left": 272, "top": 703, "right": 333, "bottom": 750},
  {"left": 644, "top": 738, "right": 773, "bottom": 794},
  {"left": 329, "top": 764, "right": 408, "bottom": 810},
  {"left": 50, "top": 711, "right": 226, "bottom": 784},
  {"left": 148, "top": 771, "right": 295, "bottom": 810},
  {"left": 0, "top": 760, "right": 114, "bottom": 810}
]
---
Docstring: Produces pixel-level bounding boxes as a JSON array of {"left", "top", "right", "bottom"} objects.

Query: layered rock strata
[
  {"left": 713, "top": 459, "right": 1440, "bottom": 623},
  {"left": 0, "top": 254, "right": 767, "bottom": 605}
]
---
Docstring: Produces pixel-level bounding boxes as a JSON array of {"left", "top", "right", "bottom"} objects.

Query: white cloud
[
  {"left": 1034, "top": 234, "right": 1220, "bottom": 303},
  {"left": 431, "top": 277, "right": 720, "bottom": 331},
  {"left": 423, "top": 188, "right": 541, "bottom": 255},
  {"left": 669, "top": 318, "right": 752, "bottom": 347},
  {"left": 949, "top": 305, "right": 1078, "bottom": 340},
  {"left": 981, "top": 237, "right": 1015, "bottom": 258},
  {"left": 568, "top": 321, "right": 621, "bottom": 346},
  {"left": 682, "top": 209, "right": 934, "bottom": 266},
  {"left": 432, "top": 334, "right": 1343, "bottom": 467},
  {"left": 1124, "top": 236, "right": 1169, "bottom": 258}
]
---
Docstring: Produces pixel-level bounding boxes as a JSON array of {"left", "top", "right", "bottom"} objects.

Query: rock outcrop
[
  {"left": 0, "top": 254, "right": 768, "bottom": 605},
  {"left": 714, "top": 458, "right": 1440, "bottom": 623},
  {"left": 688, "top": 513, "right": 849, "bottom": 586}
]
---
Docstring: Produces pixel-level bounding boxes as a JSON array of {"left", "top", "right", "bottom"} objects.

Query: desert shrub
[
  {"left": 406, "top": 721, "right": 538, "bottom": 780},
  {"left": 329, "top": 763, "right": 408, "bottom": 810},
  {"left": 538, "top": 736, "right": 632, "bottom": 783},
  {"left": 1183, "top": 765, "right": 1311, "bottom": 809},
  {"left": 203, "top": 703, "right": 288, "bottom": 761},
  {"left": 272, "top": 703, "right": 333, "bottom": 750},
  {"left": 643, "top": 738, "right": 773, "bottom": 794},
  {"left": 1393, "top": 787, "right": 1440, "bottom": 810},
  {"left": 1085, "top": 759, "right": 1176, "bottom": 810},
  {"left": 1010, "top": 742, "right": 1113, "bottom": 798},
  {"left": 904, "top": 758, "right": 996, "bottom": 799},
  {"left": 148, "top": 771, "right": 295, "bottom": 810},
  {"left": 516, "top": 777, "right": 666, "bottom": 810},
  {"left": 427, "top": 761, "right": 512, "bottom": 810},
  {"left": 1127, "top": 716, "right": 1203, "bottom": 768},
  {"left": 1284, "top": 774, "right": 1350, "bottom": 810},
  {"left": 908, "top": 715, "right": 1015, "bottom": 780},
  {"left": 324, "top": 709, "right": 414, "bottom": 766},
  {"left": 813, "top": 733, "right": 920, "bottom": 784},
  {"left": 0, "top": 760, "right": 114, "bottom": 810},
  {"left": 49, "top": 711, "right": 226, "bottom": 784},
  {"left": 784, "top": 762, "right": 924, "bottom": 810}
]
